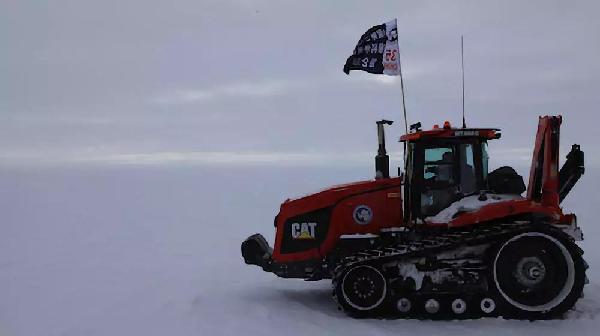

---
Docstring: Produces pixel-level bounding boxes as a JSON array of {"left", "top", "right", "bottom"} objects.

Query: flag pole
[
  {"left": 396, "top": 40, "right": 411, "bottom": 225},
  {"left": 394, "top": 19, "right": 408, "bottom": 137},
  {"left": 398, "top": 44, "right": 412, "bottom": 224},
  {"left": 398, "top": 51, "right": 408, "bottom": 136},
  {"left": 396, "top": 34, "right": 408, "bottom": 172}
]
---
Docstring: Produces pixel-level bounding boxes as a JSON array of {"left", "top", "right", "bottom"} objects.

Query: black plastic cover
[{"left": 487, "top": 166, "right": 526, "bottom": 195}]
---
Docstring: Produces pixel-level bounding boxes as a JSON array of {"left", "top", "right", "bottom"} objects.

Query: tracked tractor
[{"left": 241, "top": 116, "right": 586, "bottom": 319}]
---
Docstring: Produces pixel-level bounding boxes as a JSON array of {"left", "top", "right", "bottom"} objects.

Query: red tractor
[{"left": 241, "top": 116, "right": 586, "bottom": 319}]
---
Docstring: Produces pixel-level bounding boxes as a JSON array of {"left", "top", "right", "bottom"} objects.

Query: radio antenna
[{"left": 461, "top": 35, "right": 466, "bottom": 128}]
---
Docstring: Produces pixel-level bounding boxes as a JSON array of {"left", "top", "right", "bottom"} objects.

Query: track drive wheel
[
  {"left": 490, "top": 229, "right": 586, "bottom": 319},
  {"left": 335, "top": 264, "right": 389, "bottom": 316}
]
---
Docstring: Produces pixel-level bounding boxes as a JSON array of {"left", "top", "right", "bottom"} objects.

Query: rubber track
[
  {"left": 332, "top": 223, "right": 585, "bottom": 318},
  {"left": 333, "top": 223, "right": 531, "bottom": 275}
]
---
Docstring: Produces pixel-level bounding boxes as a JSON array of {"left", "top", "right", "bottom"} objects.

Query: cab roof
[{"left": 399, "top": 121, "right": 500, "bottom": 142}]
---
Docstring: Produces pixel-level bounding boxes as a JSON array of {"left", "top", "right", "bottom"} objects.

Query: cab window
[
  {"left": 423, "top": 147, "right": 454, "bottom": 184},
  {"left": 421, "top": 146, "right": 457, "bottom": 216},
  {"left": 411, "top": 140, "right": 485, "bottom": 219},
  {"left": 481, "top": 142, "right": 489, "bottom": 180},
  {"left": 458, "top": 144, "right": 476, "bottom": 194}
]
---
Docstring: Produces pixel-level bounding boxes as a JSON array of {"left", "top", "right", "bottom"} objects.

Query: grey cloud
[{"left": 1, "top": 0, "right": 599, "bottom": 167}]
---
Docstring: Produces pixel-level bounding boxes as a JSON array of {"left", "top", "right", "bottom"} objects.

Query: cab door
[
  {"left": 409, "top": 140, "right": 481, "bottom": 220},
  {"left": 421, "top": 145, "right": 458, "bottom": 216}
]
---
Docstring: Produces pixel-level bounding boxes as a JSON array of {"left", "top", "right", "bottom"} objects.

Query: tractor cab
[{"left": 401, "top": 121, "right": 501, "bottom": 221}]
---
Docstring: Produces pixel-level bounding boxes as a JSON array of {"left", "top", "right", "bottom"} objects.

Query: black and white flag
[{"left": 343, "top": 19, "right": 400, "bottom": 76}]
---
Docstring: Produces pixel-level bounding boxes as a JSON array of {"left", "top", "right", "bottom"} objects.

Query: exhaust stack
[{"left": 375, "top": 119, "right": 394, "bottom": 179}]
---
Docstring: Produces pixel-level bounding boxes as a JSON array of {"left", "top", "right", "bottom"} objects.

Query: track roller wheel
[
  {"left": 480, "top": 297, "right": 496, "bottom": 314},
  {"left": 490, "top": 230, "right": 586, "bottom": 318},
  {"left": 451, "top": 298, "right": 467, "bottom": 315},
  {"left": 396, "top": 297, "right": 412, "bottom": 313},
  {"left": 335, "top": 264, "right": 388, "bottom": 316},
  {"left": 424, "top": 298, "right": 440, "bottom": 314}
]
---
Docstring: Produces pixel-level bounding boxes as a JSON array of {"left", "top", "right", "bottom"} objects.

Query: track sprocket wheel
[{"left": 490, "top": 229, "right": 586, "bottom": 318}]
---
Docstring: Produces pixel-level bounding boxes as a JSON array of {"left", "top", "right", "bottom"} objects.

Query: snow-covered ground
[{"left": 1, "top": 165, "right": 599, "bottom": 336}]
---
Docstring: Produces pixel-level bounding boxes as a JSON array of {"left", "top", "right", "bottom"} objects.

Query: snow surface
[
  {"left": 427, "top": 193, "right": 524, "bottom": 223},
  {"left": 1, "top": 165, "right": 599, "bottom": 336}
]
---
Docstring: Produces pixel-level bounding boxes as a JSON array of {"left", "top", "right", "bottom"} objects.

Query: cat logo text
[{"left": 291, "top": 222, "right": 317, "bottom": 240}]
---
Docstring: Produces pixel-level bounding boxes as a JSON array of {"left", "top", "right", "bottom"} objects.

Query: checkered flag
[{"left": 343, "top": 19, "right": 401, "bottom": 76}]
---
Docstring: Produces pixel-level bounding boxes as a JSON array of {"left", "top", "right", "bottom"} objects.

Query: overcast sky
[{"left": 1, "top": 0, "right": 599, "bottom": 168}]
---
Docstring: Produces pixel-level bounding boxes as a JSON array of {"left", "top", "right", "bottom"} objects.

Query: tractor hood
[
  {"left": 279, "top": 177, "right": 401, "bottom": 215},
  {"left": 270, "top": 176, "right": 403, "bottom": 266}
]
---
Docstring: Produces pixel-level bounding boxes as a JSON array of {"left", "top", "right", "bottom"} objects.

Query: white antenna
[{"left": 461, "top": 35, "right": 466, "bottom": 128}]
